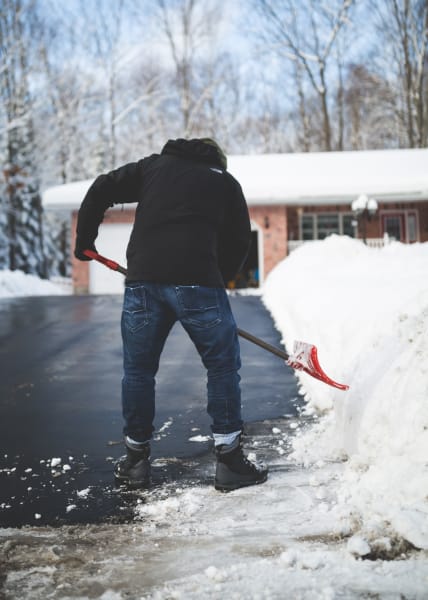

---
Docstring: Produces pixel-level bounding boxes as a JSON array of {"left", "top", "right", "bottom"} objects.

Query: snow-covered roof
[
  {"left": 42, "top": 148, "right": 428, "bottom": 210},
  {"left": 43, "top": 179, "right": 94, "bottom": 211}
]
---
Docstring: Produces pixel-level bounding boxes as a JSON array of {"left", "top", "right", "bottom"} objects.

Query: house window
[
  {"left": 380, "top": 210, "right": 419, "bottom": 243},
  {"left": 343, "top": 214, "right": 355, "bottom": 237},
  {"left": 317, "top": 214, "right": 339, "bottom": 239},
  {"left": 407, "top": 213, "right": 417, "bottom": 243},
  {"left": 383, "top": 215, "right": 403, "bottom": 241},
  {"left": 300, "top": 213, "right": 355, "bottom": 240},
  {"left": 301, "top": 215, "right": 315, "bottom": 240}
]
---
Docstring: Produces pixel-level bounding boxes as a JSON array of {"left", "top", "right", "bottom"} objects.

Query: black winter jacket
[{"left": 75, "top": 139, "right": 251, "bottom": 287}]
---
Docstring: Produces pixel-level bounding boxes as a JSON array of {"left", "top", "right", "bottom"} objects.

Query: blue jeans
[{"left": 121, "top": 282, "right": 243, "bottom": 443}]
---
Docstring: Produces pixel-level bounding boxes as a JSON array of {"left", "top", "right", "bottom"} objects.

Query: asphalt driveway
[{"left": 0, "top": 293, "right": 302, "bottom": 527}]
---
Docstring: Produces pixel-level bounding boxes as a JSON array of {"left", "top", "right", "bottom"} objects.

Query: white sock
[
  {"left": 126, "top": 435, "right": 149, "bottom": 448},
  {"left": 213, "top": 430, "right": 241, "bottom": 447}
]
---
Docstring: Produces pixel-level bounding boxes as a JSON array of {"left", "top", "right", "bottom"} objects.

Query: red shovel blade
[{"left": 286, "top": 341, "right": 349, "bottom": 391}]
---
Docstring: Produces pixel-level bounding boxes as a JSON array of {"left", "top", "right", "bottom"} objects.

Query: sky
[{"left": 1, "top": 235, "right": 427, "bottom": 598}]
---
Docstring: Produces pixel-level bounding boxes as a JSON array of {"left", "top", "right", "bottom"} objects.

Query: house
[{"left": 42, "top": 148, "right": 428, "bottom": 294}]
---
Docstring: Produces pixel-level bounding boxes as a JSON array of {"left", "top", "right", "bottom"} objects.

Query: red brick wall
[
  {"left": 249, "top": 205, "right": 287, "bottom": 278},
  {"left": 419, "top": 203, "right": 428, "bottom": 242}
]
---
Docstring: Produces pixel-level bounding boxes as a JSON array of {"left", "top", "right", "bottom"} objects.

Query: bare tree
[
  {"left": 254, "top": 0, "right": 356, "bottom": 151},
  {"left": 114, "top": 57, "right": 169, "bottom": 160},
  {"left": 343, "top": 64, "right": 398, "bottom": 149},
  {"left": 371, "top": 0, "right": 428, "bottom": 148},
  {"left": 39, "top": 53, "right": 95, "bottom": 183},
  {"left": 77, "top": 0, "right": 129, "bottom": 169},
  {"left": 155, "top": 0, "right": 231, "bottom": 137},
  {"left": 294, "top": 61, "right": 312, "bottom": 152}
]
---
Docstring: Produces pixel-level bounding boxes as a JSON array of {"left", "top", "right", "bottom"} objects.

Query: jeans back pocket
[
  {"left": 176, "top": 286, "right": 221, "bottom": 328},
  {"left": 122, "top": 285, "right": 149, "bottom": 333}
]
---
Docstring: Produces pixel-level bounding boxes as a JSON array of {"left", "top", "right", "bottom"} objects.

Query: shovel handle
[
  {"left": 84, "top": 250, "right": 290, "bottom": 361},
  {"left": 81, "top": 250, "right": 348, "bottom": 389},
  {"left": 237, "top": 327, "right": 289, "bottom": 361}
]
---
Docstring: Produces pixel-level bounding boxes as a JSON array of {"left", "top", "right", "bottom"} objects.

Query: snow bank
[
  {"left": 0, "top": 270, "right": 67, "bottom": 298},
  {"left": 263, "top": 236, "right": 428, "bottom": 550}
]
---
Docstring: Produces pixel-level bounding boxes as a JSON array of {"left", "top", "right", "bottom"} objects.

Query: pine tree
[{"left": 0, "top": 0, "right": 47, "bottom": 277}]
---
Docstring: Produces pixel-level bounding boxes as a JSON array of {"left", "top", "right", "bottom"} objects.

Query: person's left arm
[{"left": 217, "top": 175, "right": 252, "bottom": 283}]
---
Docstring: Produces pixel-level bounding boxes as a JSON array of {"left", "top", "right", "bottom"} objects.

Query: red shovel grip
[{"left": 83, "top": 250, "right": 127, "bottom": 275}]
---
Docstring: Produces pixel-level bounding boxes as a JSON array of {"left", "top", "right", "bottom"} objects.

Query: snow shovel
[{"left": 83, "top": 250, "right": 349, "bottom": 391}]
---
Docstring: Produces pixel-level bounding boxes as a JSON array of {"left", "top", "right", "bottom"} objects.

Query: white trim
[{"left": 250, "top": 220, "right": 264, "bottom": 286}]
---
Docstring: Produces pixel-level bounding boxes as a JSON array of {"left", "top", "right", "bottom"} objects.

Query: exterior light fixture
[{"left": 351, "top": 194, "right": 378, "bottom": 244}]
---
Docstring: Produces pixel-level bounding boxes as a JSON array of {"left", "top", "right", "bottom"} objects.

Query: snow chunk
[
  {"left": 204, "top": 566, "right": 225, "bottom": 582},
  {"left": 188, "top": 435, "right": 211, "bottom": 443},
  {"left": 279, "top": 549, "right": 297, "bottom": 566},
  {"left": 347, "top": 536, "right": 371, "bottom": 557}
]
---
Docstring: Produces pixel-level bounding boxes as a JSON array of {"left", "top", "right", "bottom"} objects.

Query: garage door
[{"left": 89, "top": 223, "right": 133, "bottom": 294}]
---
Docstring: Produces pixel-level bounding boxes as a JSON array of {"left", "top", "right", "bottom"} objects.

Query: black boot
[
  {"left": 114, "top": 442, "right": 151, "bottom": 488},
  {"left": 215, "top": 435, "right": 268, "bottom": 492}
]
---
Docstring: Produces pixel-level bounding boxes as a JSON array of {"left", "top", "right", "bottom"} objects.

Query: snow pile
[
  {"left": 0, "top": 269, "right": 66, "bottom": 298},
  {"left": 263, "top": 235, "right": 428, "bottom": 550}
]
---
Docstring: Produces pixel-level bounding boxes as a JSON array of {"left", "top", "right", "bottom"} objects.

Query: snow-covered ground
[
  {"left": 0, "top": 269, "right": 68, "bottom": 298},
  {"left": 1, "top": 236, "right": 428, "bottom": 599}
]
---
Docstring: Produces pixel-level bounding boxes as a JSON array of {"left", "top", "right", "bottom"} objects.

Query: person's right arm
[{"left": 74, "top": 156, "right": 157, "bottom": 260}]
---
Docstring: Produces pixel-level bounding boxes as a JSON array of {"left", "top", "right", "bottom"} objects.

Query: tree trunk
[{"left": 320, "top": 67, "right": 332, "bottom": 151}]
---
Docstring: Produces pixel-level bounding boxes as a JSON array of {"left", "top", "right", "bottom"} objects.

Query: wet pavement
[{"left": 0, "top": 293, "right": 302, "bottom": 527}]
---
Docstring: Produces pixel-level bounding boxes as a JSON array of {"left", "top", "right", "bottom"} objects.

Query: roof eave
[{"left": 246, "top": 191, "right": 428, "bottom": 206}]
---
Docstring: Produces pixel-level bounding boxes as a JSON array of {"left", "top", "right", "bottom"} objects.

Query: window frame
[
  {"left": 299, "top": 212, "right": 355, "bottom": 240},
  {"left": 379, "top": 209, "right": 419, "bottom": 243}
]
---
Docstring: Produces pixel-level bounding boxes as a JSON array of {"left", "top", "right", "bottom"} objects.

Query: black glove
[{"left": 74, "top": 241, "right": 97, "bottom": 261}]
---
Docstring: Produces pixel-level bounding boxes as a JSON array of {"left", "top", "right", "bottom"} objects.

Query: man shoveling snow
[{"left": 74, "top": 138, "right": 268, "bottom": 492}]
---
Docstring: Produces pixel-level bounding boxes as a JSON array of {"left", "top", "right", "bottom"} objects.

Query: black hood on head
[{"left": 161, "top": 138, "right": 227, "bottom": 170}]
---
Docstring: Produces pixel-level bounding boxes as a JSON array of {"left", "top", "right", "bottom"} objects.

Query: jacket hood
[{"left": 161, "top": 138, "right": 227, "bottom": 170}]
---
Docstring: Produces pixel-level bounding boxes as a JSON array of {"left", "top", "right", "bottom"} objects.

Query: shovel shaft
[
  {"left": 85, "top": 251, "right": 290, "bottom": 360},
  {"left": 83, "top": 249, "right": 349, "bottom": 390},
  {"left": 237, "top": 327, "right": 289, "bottom": 361}
]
